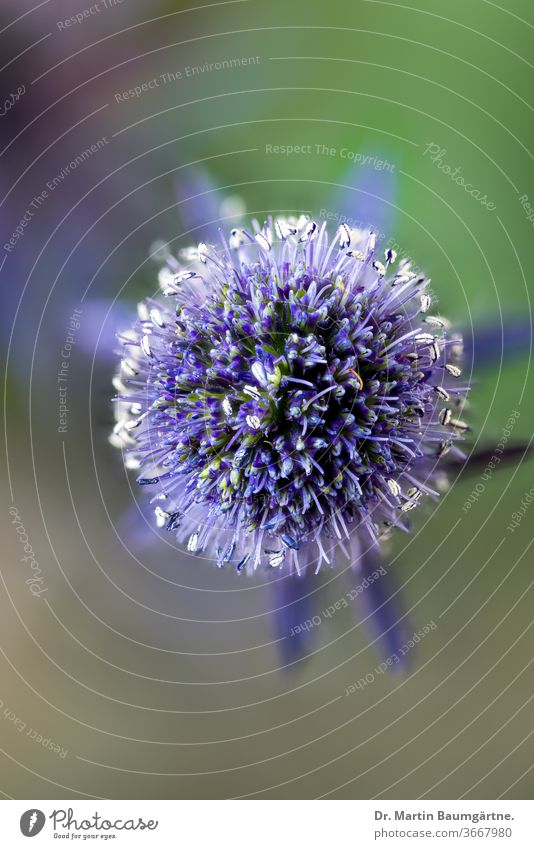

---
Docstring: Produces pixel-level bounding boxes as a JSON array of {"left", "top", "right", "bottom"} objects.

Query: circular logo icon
[{"left": 20, "top": 810, "right": 46, "bottom": 837}]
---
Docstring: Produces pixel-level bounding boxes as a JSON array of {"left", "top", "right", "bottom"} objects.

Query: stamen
[
  {"left": 424, "top": 315, "right": 448, "bottom": 329},
  {"left": 140, "top": 335, "right": 153, "bottom": 358},
  {"left": 434, "top": 386, "right": 450, "bottom": 401},
  {"left": 299, "top": 220, "right": 317, "bottom": 242},
  {"left": 387, "top": 479, "right": 401, "bottom": 497},
  {"left": 338, "top": 223, "right": 351, "bottom": 248},
  {"left": 255, "top": 232, "right": 271, "bottom": 251},
  {"left": 268, "top": 550, "right": 285, "bottom": 568},
  {"left": 187, "top": 532, "right": 199, "bottom": 552},
  {"left": 420, "top": 293, "right": 431, "bottom": 312}
]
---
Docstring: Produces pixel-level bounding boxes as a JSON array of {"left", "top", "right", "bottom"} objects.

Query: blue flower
[{"left": 111, "top": 215, "right": 469, "bottom": 580}]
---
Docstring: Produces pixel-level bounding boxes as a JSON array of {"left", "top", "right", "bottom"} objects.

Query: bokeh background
[{"left": 1, "top": 0, "right": 533, "bottom": 800}]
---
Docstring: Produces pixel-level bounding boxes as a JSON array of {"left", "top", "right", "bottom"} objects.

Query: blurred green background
[{"left": 1, "top": 0, "right": 533, "bottom": 799}]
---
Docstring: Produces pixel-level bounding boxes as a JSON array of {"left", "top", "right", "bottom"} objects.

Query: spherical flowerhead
[{"left": 112, "top": 216, "right": 468, "bottom": 575}]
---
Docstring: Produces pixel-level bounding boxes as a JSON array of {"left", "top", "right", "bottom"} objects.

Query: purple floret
[{"left": 111, "top": 216, "right": 468, "bottom": 575}]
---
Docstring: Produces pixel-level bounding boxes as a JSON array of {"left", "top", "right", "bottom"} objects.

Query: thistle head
[{"left": 111, "top": 215, "right": 467, "bottom": 574}]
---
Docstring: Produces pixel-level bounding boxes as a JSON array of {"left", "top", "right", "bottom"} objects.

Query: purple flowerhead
[{"left": 111, "top": 215, "right": 468, "bottom": 575}]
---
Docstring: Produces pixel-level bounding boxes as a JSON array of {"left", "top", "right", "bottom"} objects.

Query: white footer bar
[{"left": 1, "top": 799, "right": 530, "bottom": 847}]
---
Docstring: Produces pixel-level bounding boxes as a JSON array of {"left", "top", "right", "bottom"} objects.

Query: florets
[{"left": 111, "top": 216, "right": 467, "bottom": 574}]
